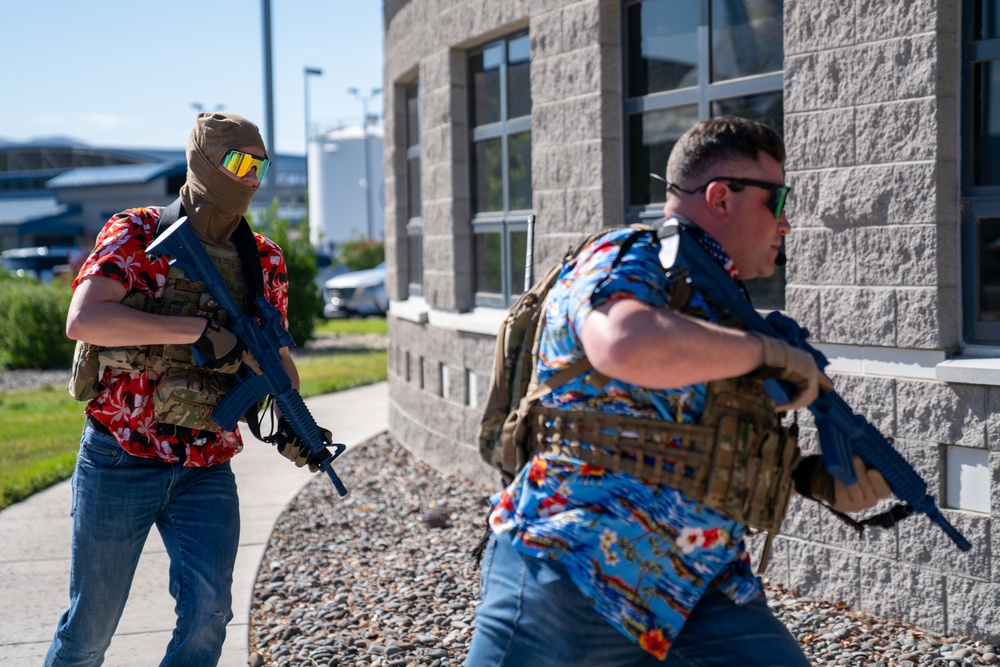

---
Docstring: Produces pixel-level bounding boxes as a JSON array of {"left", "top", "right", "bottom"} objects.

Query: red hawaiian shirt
[{"left": 73, "top": 207, "right": 289, "bottom": 466}]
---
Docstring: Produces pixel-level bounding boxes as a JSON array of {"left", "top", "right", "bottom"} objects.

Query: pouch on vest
[
  {"left": 152, "top": 367, "right": 237, "bottom": 433},
  {"left": 68, "top": 340, "right": 102, "bottom": 401}
]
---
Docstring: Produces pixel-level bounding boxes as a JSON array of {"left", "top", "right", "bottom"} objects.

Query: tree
[
  {"left": 337, "top": 236, "right": 384, "bottom": 271},
  {"left": 249, "top": 201, "right": 323, "bottom": 346}
]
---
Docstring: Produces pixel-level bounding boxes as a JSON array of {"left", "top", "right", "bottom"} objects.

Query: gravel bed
[{"left": 249, "top": 433, "right": 997, "bottom": 667}]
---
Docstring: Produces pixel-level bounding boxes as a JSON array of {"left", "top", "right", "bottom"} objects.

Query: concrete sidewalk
[{"left": 0, "top": 382, "right": 388, "bottom": 667}]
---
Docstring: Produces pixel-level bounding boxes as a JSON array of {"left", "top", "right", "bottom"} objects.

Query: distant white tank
[{"left": 307, "top": 124, "right": 385, "bottom": 253}]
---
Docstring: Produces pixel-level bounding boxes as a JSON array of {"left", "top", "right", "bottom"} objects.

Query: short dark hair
[{"left": 665, "top": 116, "right": 785, "bottom": 187}]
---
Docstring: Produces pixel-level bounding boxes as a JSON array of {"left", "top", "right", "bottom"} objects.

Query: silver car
[{"left": 322, "top": 262, "right": 388, "bottom": 317}]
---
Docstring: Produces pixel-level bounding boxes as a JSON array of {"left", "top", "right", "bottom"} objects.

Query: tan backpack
[{"left": 476, "top": 223, "right": 654, "bottom": 485}]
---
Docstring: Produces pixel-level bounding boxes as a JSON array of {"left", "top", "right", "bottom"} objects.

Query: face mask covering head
[{"left": 179, "top": 112, "right": 268, "bottom": 245}]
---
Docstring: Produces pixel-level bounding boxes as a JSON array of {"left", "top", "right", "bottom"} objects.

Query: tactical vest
[
  {"left": 520, "top": 241, "right": 798, "bottom": 571},
  {"left": 69, "top": 231, "right": 255, "bottom": 435}
]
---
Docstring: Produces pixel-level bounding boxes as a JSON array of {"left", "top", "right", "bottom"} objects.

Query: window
[
  {"left": 469, "top": 32, "right": 532, "bottom": 308},
  {"left": 405, "top": 81, "right": 423, "bottom": 296},
  {"left": 963, "top": 0, "right": 1000, "bottom": 341},
  {"left": 624, "top": 0, "right": 785, "bottom": 310}
]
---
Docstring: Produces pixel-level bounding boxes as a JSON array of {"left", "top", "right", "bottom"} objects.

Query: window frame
[
  {"left": 404, "top": 79, "right": 424, "bottom": 297},
  {"left": 961, "top": 0, "right": 1000, "bottom": 342},
  {"left": 621, "top": 0, "right": 785, "bottom": 310},
  {"left": 468, "top": 30, "right": 533, "bottom": 309}
]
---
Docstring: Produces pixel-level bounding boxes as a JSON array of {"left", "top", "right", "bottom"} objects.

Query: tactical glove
[
  {"left": 749, "top": 331, "right": 832, "bottom": 412},
  {"left": 271, "top": 416, "right": 333, "bottom": 473},
  {"left": 193, "top": 320, "right": 249, "bottom": 372},
  {"left": 793, "top": 454, "right": 892, "bottom": 513}
]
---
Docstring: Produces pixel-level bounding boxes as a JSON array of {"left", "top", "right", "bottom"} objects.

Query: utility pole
[
  {"left": 261, "top": 0, "right": 277, "bottom": 205},
  {"left": 348, "top": 87, "right": 382, "bottom": 240}
]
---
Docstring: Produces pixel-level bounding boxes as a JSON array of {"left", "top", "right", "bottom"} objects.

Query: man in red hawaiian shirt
[{"left": 44, "top": 112, "right": 315, "bottom": 667}]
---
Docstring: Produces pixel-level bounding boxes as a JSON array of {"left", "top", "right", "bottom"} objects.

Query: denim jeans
[
  {"left": 465, "top": 531, "right": 811, "bottom": 667},
  {"left": 44, "top": 423, "right": 241, "bottom": 667}
]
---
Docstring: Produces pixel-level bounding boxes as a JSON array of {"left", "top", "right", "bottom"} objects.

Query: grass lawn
[{"left": 0, "top": 319, "right": 387, "bottom": 511}]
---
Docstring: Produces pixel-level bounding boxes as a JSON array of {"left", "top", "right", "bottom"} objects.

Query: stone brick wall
[{"left": 383, "top": 0, "right": 999, "bottom": 643}]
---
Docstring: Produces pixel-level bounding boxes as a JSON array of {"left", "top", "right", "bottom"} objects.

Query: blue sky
[{"left": 1, "top": 1, "right": 384, "bottom": 156}]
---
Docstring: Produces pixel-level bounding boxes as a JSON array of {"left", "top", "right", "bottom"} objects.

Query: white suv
[{"left": 322, "top": 262, "right": 388, "bottom": 318}]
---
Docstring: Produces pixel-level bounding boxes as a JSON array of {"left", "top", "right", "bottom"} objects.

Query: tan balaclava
[{"left": 179, "top": 112, "right": 268, "bottom": 245}]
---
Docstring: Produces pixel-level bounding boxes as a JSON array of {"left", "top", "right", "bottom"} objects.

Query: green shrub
[
  {"left": 0, "top": 279, "right": 75, "bottom": 369},
  {"left": 249, "top": 201, "right": 323, "bottom": 346},
  {"left": 337, "top": 236, "right": 384, "bottom": 271}
]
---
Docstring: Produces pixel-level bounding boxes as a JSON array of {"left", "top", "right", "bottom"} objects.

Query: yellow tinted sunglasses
[{"left": 220, "top": 149, "right": 270, "bottom": 179}]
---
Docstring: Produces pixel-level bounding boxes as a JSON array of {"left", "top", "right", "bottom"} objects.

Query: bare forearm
[
  {"left": 581, "top": 299, "right": 764, "bottom": 389},
  {"left": 66, "top": 299, "right": 206, "bottom": 347}
]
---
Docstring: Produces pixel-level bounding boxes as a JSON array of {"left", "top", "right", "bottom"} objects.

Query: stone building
[{"left": 380, "top": 0, "right": 1000, "bottom": 641}]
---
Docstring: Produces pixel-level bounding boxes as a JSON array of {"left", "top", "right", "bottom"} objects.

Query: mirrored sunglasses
[
  {"left": 656, "top": 174, "right": 791, "bottom": 220},
  {"left": 220, "top": 149, "right": 270, "bottom": 180}
]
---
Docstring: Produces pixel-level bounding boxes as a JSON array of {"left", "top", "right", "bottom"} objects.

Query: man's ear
[{"left": 704, "top": 180, "right": 731, "bottom": 218}]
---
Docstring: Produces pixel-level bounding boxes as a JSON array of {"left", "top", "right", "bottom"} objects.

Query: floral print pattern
[
  {"left": 73, "top": 207, "right": 289, "bottom": 466},
  {"left": 488, "top": 227, "right": 761, "bottom": 660}
]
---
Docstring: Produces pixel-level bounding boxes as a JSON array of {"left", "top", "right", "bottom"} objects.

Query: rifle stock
[
  {"left": 658, "top": 218, "right": 970, "bottom": 552},
  {"left": 147, "top": 216, "right": 348, "bottom": 497}
]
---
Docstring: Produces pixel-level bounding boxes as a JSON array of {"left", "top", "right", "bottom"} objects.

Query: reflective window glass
[
  {"left": 973, "top": 61, "right": 1000, "bottom": 186},
  {"left": 474, "top": 232, "right": 503, "bottom": 294},
  {"left": 979, "top": 217, "right": 1000, "bottom": 321},
  {"left": 407, "top": 156, "right": 422, "bottom": 217},
  {"left": 711, "top": 91, "right": 784, "bottom": 137},
  {"left": 471, "top": 44, "right": 504, "bottom": 126},
  {"left": 406, "top": 83, "right": 420, "bottom": 148},
  {"left": 711, "top": 0, "right": 783, "bottom": 82},
  {"left": 508, "top": 35, "right": 532, "bottom": 119},
  {"left": 510, "top": 230, "right": 527, "bottom": 296},
  {"left": 473, "top": 138, "right": 504, "bottom": 214},
  {"left": 508, "top": 131, "right": 532, "bottom": 211},
  {"left": 977, "top": 0, "right": 1000, "bottom": 40},
  {"left": 627, "top": 104, "right": 698, "bottom": 207},
  {"left": 626, "top": 0, "right": 700, "bottom": 97},
  {"left": 407, "top": 233, "right": 423, "bottom": 290}
]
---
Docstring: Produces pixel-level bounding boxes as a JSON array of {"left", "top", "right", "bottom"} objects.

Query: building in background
[
  {"left": 0, "top": 141, "right": 306, "bottom": 252},
  {"left": 382, "top": 0, "right": 999, "bottom": 643},
  {"left": 307, "top": 124, "right": 385, "bottom": 254}
]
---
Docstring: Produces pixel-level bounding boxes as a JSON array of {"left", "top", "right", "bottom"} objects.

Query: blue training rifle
[
  {"left": 147, "top": 216, "right": 349, "bottom": 497},
  {"left": 658, "top": 218, "right": 970, "bottom": 552}
]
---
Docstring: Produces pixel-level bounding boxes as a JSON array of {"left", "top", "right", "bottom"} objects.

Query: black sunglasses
[{"left": 652, "top": 173, "right": 791, "bottom": 220}]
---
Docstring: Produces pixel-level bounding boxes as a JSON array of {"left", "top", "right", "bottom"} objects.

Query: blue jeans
[
  {"left": 465, "top": 531, "right": 810, "bottom": 667},
  {"left": 44, "top": 423, "right": 241, "bottom": 667}
]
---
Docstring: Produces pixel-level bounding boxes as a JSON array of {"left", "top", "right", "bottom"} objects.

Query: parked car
[
  {"left": 322, "top": 262, "right": 388, "bottom": 318},
  {"left": 0, "top": 246, "right": 74, "bottom": 283}
]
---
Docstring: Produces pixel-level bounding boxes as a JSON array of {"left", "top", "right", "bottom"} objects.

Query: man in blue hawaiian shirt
[{"left": 466, "top": 116, "right": 890, "bottom": 666}]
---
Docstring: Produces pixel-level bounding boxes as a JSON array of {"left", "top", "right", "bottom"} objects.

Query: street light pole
[
  {"left": 303, "top": 67, "right": 323, "bottom": 158},
  {"left": 348, "top": 87, "right": 382, "bottom": 240},
  {"left": 261, "top": 0, "right": 276, "bottom": 205}
]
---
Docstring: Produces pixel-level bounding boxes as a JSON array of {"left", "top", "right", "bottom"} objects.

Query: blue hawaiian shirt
[{"left": 488, "top": 225, "right": 761, "bottom": 660}]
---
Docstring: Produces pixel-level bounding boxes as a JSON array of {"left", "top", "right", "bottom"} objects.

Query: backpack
[{"left": 476, "top": 223, "right": 655, "bottom": 486}]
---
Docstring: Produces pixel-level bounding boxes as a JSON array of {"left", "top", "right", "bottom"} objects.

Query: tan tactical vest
[
  {"left": 522, "top": 295, "right": 798, "bottom": 572},
  {"left": 69, "top": 241, "right": 254, "bottom": 434}
]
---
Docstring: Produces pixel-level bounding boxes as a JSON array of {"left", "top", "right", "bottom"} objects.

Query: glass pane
[
  {"left": 473, "top": 138, "right": 504, "bottom": 213},
  {"left": 745, "top": 239, "right": 785, "bottom": 311},
  {"left": 474, "top": 232, "right": 503, "bottom": 294},
  {"left": 406, "top": 83, "right": 420, "bottom": 148},
  {"left": 711, "top": 0, "right": 783, "bottom": 82},
  {"left": 625, "top": 0, "right": 700, "bottom": 97},
  {"left": 508, "top": 34, "right": 532, "bottom": 119},
  {"left": 712, "top": 91, "right": 784, "bottom": 138},
  {"left": 977, "top": 0, "right": 1000, "bottom": 40},
  {"left": 972, "top": 61, "right": 1000, "bottom": 185},
  {"left": 407, "top": 233, "right": 423, "bottom": 289},
  {"left": 508, "top": 131, "right": 532, "bottom": 211},
  {"left": 510, "top": 230, "right": 527, "bottom": 296},
  {"left": 407, "top": 155, "right": 422, "bottom": 217},
  {"left": 627, "top": 104, "right": 698, "bottom": 207},
  {"left": 979, "top": 217, "right": 1000, "bottom": 321},
  {"left": 471, "top": 44, "right": 503, "bottom": 127}
]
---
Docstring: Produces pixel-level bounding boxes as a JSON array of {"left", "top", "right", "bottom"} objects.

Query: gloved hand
[
  {"left": 192, "top": 320, "right": 251, "bottom": 372},
  {"left": 270, "top": 416, "right": 333, "bottom": 473},
  {"left": 749, "top": 331, "right": 833, "bottom": 412},
  {"left": 793, "top": 454, "right": 893, "bottom": 513}
]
